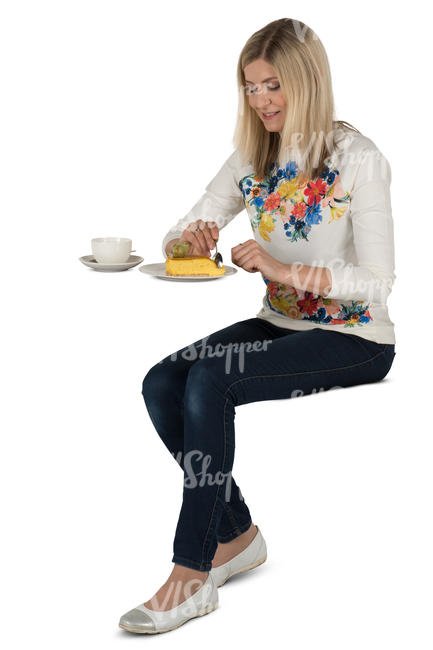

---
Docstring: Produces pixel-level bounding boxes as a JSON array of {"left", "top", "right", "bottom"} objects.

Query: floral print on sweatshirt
[
  {"left": 239, "top": 159, "right": 350, "bottom": 243},
  {"left": 263, "top": 277, "right": 373, "bottom": 327},
  {"left": 238, "top": 158, "right": 373, "bottom": 328}
]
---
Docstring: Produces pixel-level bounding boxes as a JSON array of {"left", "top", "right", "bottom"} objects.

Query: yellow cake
[{"left": 165, "top": 255, "right": 225, "bottom": 277}]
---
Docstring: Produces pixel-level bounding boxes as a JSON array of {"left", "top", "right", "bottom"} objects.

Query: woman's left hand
[{"left": 231, "top": 239, "right": 290, "bottom": 284}]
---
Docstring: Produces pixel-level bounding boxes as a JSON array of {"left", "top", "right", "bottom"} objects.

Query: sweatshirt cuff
[{"left": 323, "top": 265, "right": 347, "bottom": 300}]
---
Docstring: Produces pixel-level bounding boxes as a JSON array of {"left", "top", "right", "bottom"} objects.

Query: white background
[{"left": 1, "top": 1, "right": 432, "bottom": 648}]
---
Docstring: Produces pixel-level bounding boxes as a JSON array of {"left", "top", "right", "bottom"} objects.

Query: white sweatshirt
[{"left": 161, "top": 126, "right": 396, "bottom": 345}]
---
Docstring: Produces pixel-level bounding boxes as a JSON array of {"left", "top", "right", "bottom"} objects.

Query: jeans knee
[
  {"left": 141, "top": 363, "right": 166, "bottom": 404},
  {"left": 186, "top": 360, "right": 216, "bottom": 389},
  {"left": 184, "top": 360, "right": 223, "bottom": 416}
]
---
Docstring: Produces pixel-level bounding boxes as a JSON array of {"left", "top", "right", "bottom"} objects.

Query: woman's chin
[{"left": 263, "top": 123, "right": 281, "bottom": 132}]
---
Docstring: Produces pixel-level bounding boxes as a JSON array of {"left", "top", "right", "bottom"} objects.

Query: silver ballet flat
[
  {"left": 118, "top": 572, "right": 218, "bottom": 634},
  {"left": 210, "top": 525, "right": 267, "bottom": 587}
]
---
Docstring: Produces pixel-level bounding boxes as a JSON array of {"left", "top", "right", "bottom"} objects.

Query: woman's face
[{"left": 244, "top": 58, "right": 286, "bottom": 135}]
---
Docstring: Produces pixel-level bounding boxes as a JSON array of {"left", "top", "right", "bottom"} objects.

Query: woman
[{"left": 119, "top": 17, "right": 396, "bottom": 634}]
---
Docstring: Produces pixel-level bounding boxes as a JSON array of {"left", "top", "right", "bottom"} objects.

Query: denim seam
[
  {"left": 223, "top": 348, "right": 388, "bottom": 393},
  {"left": 199, "top": 348, "right": 389, "bottom": 568},
  {"left": 199, "top": 347, "right": 388, "bottom": 566},
  {"left": 221, "top": 500, "right": 241, "bottom": 531},
  {"left": 146, "top": 384, "right": 241, "bottom": 565},
  {"left": 149, "top": 394, "right": 241, "bottom": 548},
  {"left": 199, "top": 396, "right": 228, "bottom": 569}
]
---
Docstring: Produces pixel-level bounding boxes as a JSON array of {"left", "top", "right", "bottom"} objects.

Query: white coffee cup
[{"left": 91, "top": 237, "right": 133, "bottom": 264}]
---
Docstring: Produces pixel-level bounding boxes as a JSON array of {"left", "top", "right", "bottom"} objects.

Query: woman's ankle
[{"left": 171, "top": 564, "right": 209, "bottom": 579}]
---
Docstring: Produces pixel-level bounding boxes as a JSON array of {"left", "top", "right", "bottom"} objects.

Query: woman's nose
[{"left": 253, "top": 87, "right": 271, "bottom": 108}]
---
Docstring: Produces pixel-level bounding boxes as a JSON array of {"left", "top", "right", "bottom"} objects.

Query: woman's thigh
[
  {"left": 182, "top": 326, "right": 395, "bottom": 408},
  {"left": 142, "top": 316, "right": 295, "bottom": 396}
]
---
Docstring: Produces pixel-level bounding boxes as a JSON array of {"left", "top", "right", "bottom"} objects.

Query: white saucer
[
  {"left": 139, "top": 262, "right": 237, "bottom": 281},
  {"left": 79, "top": 254, "right": 144, "bottom": 272}
]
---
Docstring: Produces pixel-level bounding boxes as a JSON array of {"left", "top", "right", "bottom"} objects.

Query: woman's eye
[{"left": 248, "top": 84, "right": 280, "bottom": 94}]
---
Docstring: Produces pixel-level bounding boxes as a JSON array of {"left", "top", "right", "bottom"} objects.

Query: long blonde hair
[{"left": 233, "top": 18, "right": 361, "bottom": 180}]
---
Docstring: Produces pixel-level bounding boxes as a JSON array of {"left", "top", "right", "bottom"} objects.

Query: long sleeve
[
  {"left": 161, "top": 150, "right": 245, "bottom": 258},
  {"left": 324, "top": 146, "right": 396, "bottom": 304}
]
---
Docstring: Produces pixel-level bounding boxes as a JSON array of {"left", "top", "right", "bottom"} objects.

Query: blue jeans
[{"left": 141, "top": 317, "right": 396, "bottom": 572}]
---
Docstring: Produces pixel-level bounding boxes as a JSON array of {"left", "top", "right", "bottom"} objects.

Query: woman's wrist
[
  {"left": 278, "top": 262, "right": 332, "bottom": 295},
  {"left": 278, "top": 262, "right": 294, "bottom": 285}
]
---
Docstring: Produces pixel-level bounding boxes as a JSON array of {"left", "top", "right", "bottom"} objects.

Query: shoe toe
[{"left": 119, "top": 607, "right": 155, "bottom": 633}]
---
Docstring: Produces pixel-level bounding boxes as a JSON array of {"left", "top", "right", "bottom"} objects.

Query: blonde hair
[{"left": 233, "top": 18, "right": 361, "bottom": 180}]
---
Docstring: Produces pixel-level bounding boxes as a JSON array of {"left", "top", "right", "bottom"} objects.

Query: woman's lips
[{"left": 262, "top": 111, "right": 280, "bottom": 120}]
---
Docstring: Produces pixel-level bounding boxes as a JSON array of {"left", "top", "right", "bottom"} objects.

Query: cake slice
[{"left": 165, "top": 255, "right": 225, "bottom": 277}]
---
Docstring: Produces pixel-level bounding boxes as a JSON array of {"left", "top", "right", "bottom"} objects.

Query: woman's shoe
[
  {"left": 118, "top": 572, "right": 218, "bottom": 634},
  {"left": 210, "top": 525, "right": 267, "bottom": 587}
]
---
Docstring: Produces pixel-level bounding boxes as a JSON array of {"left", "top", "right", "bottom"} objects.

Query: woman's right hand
[{"left": 179, "top": 219, "right": 220, "bottom": 257}]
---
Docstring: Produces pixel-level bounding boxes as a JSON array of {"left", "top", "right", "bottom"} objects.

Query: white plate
[
  {"left": 139, "top": 262, "right": 237, "bottom": 281},
  {"left": 79, "top": 254, "right": 144, "bottom": 272}
]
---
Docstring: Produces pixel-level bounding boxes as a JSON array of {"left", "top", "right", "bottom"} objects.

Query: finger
[
  {"left": 232, "top": 246, "right": 258, "bottom": 267},
  {"left": 179, "top": 230, "right": 194, "bottom": 247},
  {"left": 232, "top": 248, "right": 254, "bottom": 267},
  {"left": 193, "top": 227, "right": 211, "bottom": 255},
  {"left": 238, "top": 252, "right": 260, "bottom": 272},
  {"left": 185, "top": 222, "right": 208, "bottom": 255},
  {"left": 207, "top": 221, "right": 220, "bottom": 241},
  {"left": 178, "top": 230, "right": 201, "bottom": 256},
  {"left": 232, "top": 240, "right": 256, "bottom": 254},
  {"left": 185, "top": 221, "right": 201, "bottom": 236},
  {"left": 180, "top": 230, "right": 196, "bottom": 248},
  {"left": 201, "top": 224, "right": 216, "bottom": 251},
  {"left": 231, "top": 242, "right": 245, "bottom": 254},
  {"left": 231, "top": 242, "right": 256, "bottom": 261},
  {"left": 196, "top": 220, "right": 215, "bottom": 251},
  {"left": 236, "top": 250, "right": 257, "bottom": 268}
]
